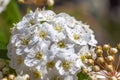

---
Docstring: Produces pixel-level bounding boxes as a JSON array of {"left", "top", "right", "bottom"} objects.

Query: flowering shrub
[
  {"left": 7, "top": 9, "right": 97, "bottom": 80},
  {"left": 0, "top": 0, "right": 119, "bottom": 80}
]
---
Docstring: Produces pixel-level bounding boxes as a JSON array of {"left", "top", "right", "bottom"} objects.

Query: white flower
[
  {"left": 57, "top": 13, "right": 76, "bottom": 28},
  {"left": 0, "top": 0, "right": 10, "bottom": 13},
  {"left": 9, "top": 54, "right": 29, "bottom": 74},
  {"left": 26, "top": 67, "right": 47, "bottom": 80},
  {"left": 55, "top": 49, "right": 82, "bottom": 78},
  {"left": 8, "top": 9, "right": 97, "bottom": 80},
  {"left": 50, "top": 40, "right": 74, "bottom": 55},
  {"left": 24, "top": 42, "right": 52, "bottom": 67}
]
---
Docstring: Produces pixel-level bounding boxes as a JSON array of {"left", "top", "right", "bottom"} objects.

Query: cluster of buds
[
  {"left": 18, "top": 0, "right": 54, "bottom": 7},
  {"left": 82, "top": 44, "right": 120, "bottom": 80},
  {"left": 0, "top": 59, "right": 10, "bottom": 79},
  {"left": 1, "top": 74, "right": 30, "bottom": 80}
]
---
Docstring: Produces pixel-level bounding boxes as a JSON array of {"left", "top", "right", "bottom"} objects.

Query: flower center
[
  {"left": 35, "top": 52, "right": 43, "bottom": 60},
  {"left": 57, "top": 41, "right": 66, "bottom": 48},
  {"left": 46, "top": 61, "right": 55, "bottom": 69},
  {"left": 33, "top": 70, "right": 41, "bottom": 78},
  {"left": 39, "top": 31, "right": 47, "bottom": 39},
  {"left": 73, "top": 34, "right": 80, "bottom": 40},
  {"left": 22, "top": 38, "right": 29, "bottom": 45},
  {"left": 30, "top": 20, "right": 35, "bottom": 25},
  {"left": 80, "top": 54, "right": 86, "bottom": 61},
  {"left": 62, "top": 61, "right": 71, "bottom": 70},
  {"left": 54, "top": 26, "right": 62, "bottom": 32}
]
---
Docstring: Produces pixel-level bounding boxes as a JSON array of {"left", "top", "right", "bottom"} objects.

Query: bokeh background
[
  {"left": 0, "top": 0, "right": 120, "bottom": 46},
  {"left": 53, "top": 0, "right": 120, "bottom": 46}
]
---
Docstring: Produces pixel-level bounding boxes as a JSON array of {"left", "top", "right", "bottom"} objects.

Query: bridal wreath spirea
[
  {"left": 8, "top": 9, "right": 97, "bottom": 80},
  {"left": 0, "top": 0, "right": 10, "bottom": 13}
]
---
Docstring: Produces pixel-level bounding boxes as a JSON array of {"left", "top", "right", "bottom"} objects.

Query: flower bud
[
  {"left": 25, "top": 74, "right": 30, "bottom": 80},
  {"left": 87, "top": 59, "right": 94, "bottom": 66},
  {"left": 82, "top": 68, "right": 89, "bottom": 74},
  {"left": 117, "top": 43, "right": 120, "bottom": 49},
  {"left": 92, "top": 65, "right": 100, "bottom": 72},
  {"left": 1, "top": 78, "right": 7, "bottom": 80},
  {"left": 97, "top": 57, "right": 104, "bottom": 64},
  {"left": 33, "top": 0, "right": 47, "bottom": 7},
  {"left": 95, "top": 49, "right": 103, "bottom": 57},
  {"left": 47, "top": 0, "right": 54, "bottom": 6},
  {"left": 110, "top": 48, "right": 118, "bottom": 55},
  {"left": 86, "top": 53, "right": 92, "bottom": 59},
  {"left": 106, "top": 65, "right": 113, "bottom": 72},
  {"left": 96, "top": 46, "right": 102, "bottom": 50},
  {"left": 106, "top": 55, "right": 114, "bottom": 62},
  {"left": 18, "top": 0, "right": 24, "bottom": 3},
  {"left": 8, "top": 74, "right": 15, "bottom": 80},
  {"left": 103, "top": 44, "right": 110, "bottom": 50}
]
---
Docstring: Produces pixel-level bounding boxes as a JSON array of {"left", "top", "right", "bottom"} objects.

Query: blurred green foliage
[
  {"left": 0, "top": 0, "right": 21, "bottom": 59},
  {"left": 77, "top": 72, "right": 89, "bottom": 80},
  {"left": 0, "top": 0, "right": 21, "bottom": 43}
]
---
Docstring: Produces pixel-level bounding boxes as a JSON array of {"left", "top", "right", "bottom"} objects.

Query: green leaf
[
  {"left": 77, "top": 72, "right": 89, "bottom": 80},
  {"left": 1, "top": 0, "right": 21, "bottom": 25},
  {"left": 0, "top": 41, "right": 9, "bottom": 59},
  {"left": 0, "top": 41, "right": 7, "bottom": 50},
  {"left": 0, "top": 0, "right": 21, "bottom": 43},
  {"left": 0, "top": 49, "right": 9, "bottom": 60},
  {"left": 0, "top": 27, "right": 8, "bottom": 43},
  {"left": 46, "top": 5, "right": 53, "bottom": 10}
]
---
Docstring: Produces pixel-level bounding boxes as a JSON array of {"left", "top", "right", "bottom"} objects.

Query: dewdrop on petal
[{"left": 8, "top": 8, "right": 97, "bottom": 80}]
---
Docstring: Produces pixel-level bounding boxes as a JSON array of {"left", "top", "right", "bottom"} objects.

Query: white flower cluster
[
  {"left": 0, "top": 0, "right": 10, "bottom": 13},
  {"left": 8, "top": 9, "right": 97, "bottom": 80}
]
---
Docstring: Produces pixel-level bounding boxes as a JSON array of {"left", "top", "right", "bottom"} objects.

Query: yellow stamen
[
  {"left": 62, "top": 61, "right": 71, "bottom": 70},
  {"left": 57, "top": 41, "right": 66, "bottom": 48},
  {"left": 54, "top": 26, "right": 62, "bottom": 32},
  {"left": 35, "top": 52, "right": 43, "bottom": 60},
  {"left": 39, "top": 31, "right": 47, "bottom": 39},
  {"left": 22, "top": 38, "right": 29, "bottom": 45},
  {"left": 80, "top": 55, "right": 86, "bottom": 61},
  {"left": 33, "top": 70, "right": 41, "bottom": 78},
  {"left": 73, "top": 34, "right": 79, "bottom": 40},
  {"left": 46, "top": 61, "right": 55, "bottom": 69}
]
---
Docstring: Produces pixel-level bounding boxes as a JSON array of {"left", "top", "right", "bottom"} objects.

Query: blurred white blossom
[
  {"left": 0, "top": 0, "right": 10, "bottom": 13},
  {"left": 8, "top": 9, "right": 97, "bottom": 80}
]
